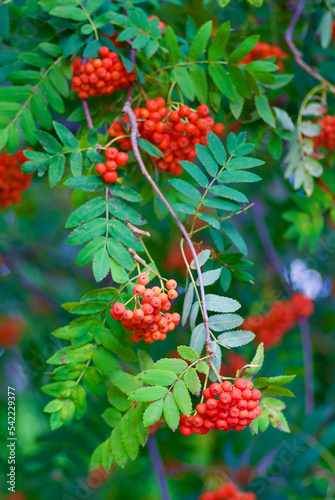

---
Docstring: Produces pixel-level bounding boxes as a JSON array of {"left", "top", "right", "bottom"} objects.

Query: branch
[
  {"left": 147, "top": 436, "right": 171, "bottom": 500},
  {"left": 126, "top": 221, "right": 151, "bottom": 238},
  {"left": 82, "top": 100, "right": 94, "bottom": 130},
  {"left": 122, "top": 83, "right": 212, "bottom": 355},
  {"left": 128, "top": 247, "right": 162, "bottom": 279},
  {"left": 252, "top": 201, "right": 314, "bottom": 414},
  {"left": 285, "top": 0, "right": 335, "bottom": 93}
]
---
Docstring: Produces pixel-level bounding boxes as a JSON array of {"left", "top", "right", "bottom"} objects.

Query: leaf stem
[{"left": 80, "top": 3, "right": 99, "bottom": 40}]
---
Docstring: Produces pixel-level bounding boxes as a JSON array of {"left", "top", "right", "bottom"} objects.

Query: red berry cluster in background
[
  {"left": 179, "top": 379, "right": 262, "bottom": 436},
  {"left": 108, "top": 98, "right": 225, "bottom": 175},
  {"left": 220, "top": 352, "right": 248, "bottom": 378},
  {"left": 311, "top": 115, "right": 335, "bottom": 150},
  {"left": 110, "top": 275, "right": 180, "bottom": 344},
  {"left": 239, "top": 42, "right": 288, "bottom": 72},
  {"left": 148, "top": 14, "right": 166, "bottom": 30},
  {"left": 0, "top": 316, "right": 25, "bottom": 349},
  {"left": 0, "top": 150, "right": 32, "bottom": 208},
  {"left": 71, "top": 46, "right": 136, "bottom": 100},
  {"left": 199, "top": 482, "right": 256, "bottom": 500},
  {"left": 242, "top": 292, "right": 314, "bottom": 349},
  {"left": 95, "top": 147, "right": 129, "bottom": 183}
]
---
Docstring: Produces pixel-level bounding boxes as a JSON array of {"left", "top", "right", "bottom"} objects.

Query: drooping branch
[
  {"left": 285, "top": 0, "right": 335, "bottom": 94},
  {"left": 82, "top": 100, "right": 94, "bottom": 130},
  {"left": 252, "top": 201, "right": 314, "bottom": 414},
  {"left": 122, "top": 84, "right": 212, "bottom": 355}
]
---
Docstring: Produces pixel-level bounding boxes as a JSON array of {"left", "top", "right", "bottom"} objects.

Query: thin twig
[
  {"left": 252, "top": 200, "right": 314, "bottom": 414},
  {"left": 128, "top": 247, "right": 162, "bottom": 278},
  {"left": 122, "top": 81, "right": 212, "bottom": 355},
  {"left": 82, "top": 100, "right": 94, "bottom": 130},
  {"left": 147, "top": 436, "right": 171, "bottom": 500},
  {"left": 285, "top": 0, "right": 335, "bottom": 93},
  {"left": 125, "top": 221, "right": 151, "bottom": 237}
]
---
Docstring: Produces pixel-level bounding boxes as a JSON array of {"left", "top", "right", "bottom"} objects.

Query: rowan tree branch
[
  {"left": 122, "top": 83, "right": 212, "bottom": 355},
  {"left": 147, "top": 436, "right": 171, "bottom": 500},
  {"left": 285, "top": 0, "right": 335, "bottom": 93}
]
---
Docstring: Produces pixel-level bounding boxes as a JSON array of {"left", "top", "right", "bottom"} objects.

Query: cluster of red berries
[
  {"left": 242, "top": 292, "right": 314, "bottom": 349},
  {"left": 179, "top": 379, "right": 262, "bottom": 436},
  {"left": 110, "top": 275, "right": 180, "bottom": 344},
  {"left": 108, "top": 99, "right": 225, "bottom": 175},
  {"left": 95, "top": 147, "right": 129, "bottom": 183},
  {"left": 311, "top": 115, "right": 335, "bottom": 151},
  {"left": 71, "top": 46, "right": 136, "bottom": 100},
  {"left": 239, "top": 42, "right": 288, "bottom": 72},
  {"left": 0, "top": 151, "right": 32, "bottom": 208},
  {"left": 220, "top": 352, "right": 248, "bottom": 378},
  {"left": 199, "top": 482, "right": 256, "bottom": 500}
]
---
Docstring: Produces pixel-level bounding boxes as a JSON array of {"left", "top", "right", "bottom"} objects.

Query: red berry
[
  {"left": 196, "top": 403, "right": 207, "bottom": 415},
  {"left": 116, "top": 152, "right": 129, "bottom": 166},
  {"left": 166, "top": 279, "right": 177, "bottom": 290},
  {"left": 202, "top": 388, "right": 212, "bottom": 399},
  {"left": 138, "top": 274, "right": 150, "bottom": 285},
  {"left": 231, "top": 388, "right": 242, "bottom": 400},
  {"left": 99, "top": 46, "right": 110, "bottom": 57},
  {"left": 235, "top": 378, "right": 247, "bottom": 390},
  {"left": 206, "top": 399, "right": 218, "bottom": 410},
  {"left": 113, "top": 302, "right": 125, "bottom": 315},
  {"left": 197, "top": 104, "right": 210, "bottom": 117},
  {"left": 251, "top": 389, "right": 262, "bottom": 401},
  {"left": 180, "top": 425, "right": 192, "bottom": 436},
  {"left": 95, "top": 162, "right": 106, "bottom": 174},
  {"left": 221, "top": 381, "right": 233, "bottom": 392},
  {"left": 209, "top": 383, "right": 222, "bottom": 396},
  {"left": 105, "top": 147, "right": 119, "bottom": 160},
  {"left": 242, "top": 389, "right": 252, "bottom": 400},
  {"left": 103, "top": 171, "right": 117, "bottom": 183}
]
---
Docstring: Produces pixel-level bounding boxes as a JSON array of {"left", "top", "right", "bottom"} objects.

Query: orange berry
[
  {"left": 166, "top": 279, "right": 177, "bottom": 290},
  {"left": 133, "top": 284, "right": 145, "bottom": 296},
  {"left": 138, "top": 274, "right": 149, "bottom": 285}
]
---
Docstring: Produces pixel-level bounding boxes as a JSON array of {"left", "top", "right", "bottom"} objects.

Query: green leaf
[
  {"left": 111, "top": 426, "right": 128, "bottom": 468},
  {"left": 35, "top": 131, "right": 62, "bottom": 154},
  {"left": 261, "top": 386, "right": 295, "bottom": 398},
  {"left": 67, "top": 217, "right": 106, "bottom": 246},
  {"left": 207, "top": 132, "right": 227, "bottom": 166},
  {"left": 110, "top": 259, "right": 129, "bottom": 284},
  {"left": 228, "top": 66, "right": 252, "bottom": 99},
  {"left": 117, "top": 27, "right": 140, "bottom": 42},
  {"left": 138, "top": 350, "right": 154, "bottom": 371},
  {"left": 208, "top": 64, "right": 235, "bottom": 101},
  {"left": 107, "top": 239, "right": 134, "bottom": 271},
  {"left": 164, "top": 26, "right": 181, "bottom": 65},
  {"left": 138, "top": 369, "right": 177, "bottom": 386},
  {"left": 177, "top": 346, "right": 199, "bottom": 362},
  {"left": 70, "top": 151, "right": 82, "bottom": 177},
  {"left": 44, "top": 399, "right": 64, "bottom": 413},
  {"left": 173, "top": 67, "right": 195, "bottom": 101},
  {"left": 205, "top": 294, "right": 240, "bottom": 313},
  {"left": 39, "top": 42, "right": 62, "bottom": 57},
  {"left": 71, "top": 385, "right": 87, "bottom": 419},
  {"left": 169, "top": 178, "right": 201, "bottom": 202},
  {"left": 40, "top": 79, "right": 64, "bottom": 114},
  {"left": 154, "top": 358, "right": 188, "bottom": 374},
  {"left": 173, "top": 380, "right": 192, "bottom": 416},
  {"left": 76, "top": 237, "right": 105, "bottom": 266},
  {"left": 102, "top": 407, "right": 122, "bottom": 428},
  {"left": 53, "top": 121, "right": 79, "bottom": 149},
  {"left": 93, "top": 346, "right": 120, "bottom": 379},
  {"left": 189, "top": 65, "right": 208, "bottom": 103},
  {"left": 31, "top": 94, "right": 52, "bottom": 130},
  {"left": 208, "top": 313, "right": 243, "bottom": 331},
  {"left": 197, "top": 213, "right": 220, "bottom": 229},
  {"left": 268, "top": 410, "right": 290, "bottom": 433},
  {"left": 179, "top": 160, "right": 208, "bottom": 188},
  {"left": 0, "top": 86, "right": 30, "bottom": 102},
  {"left": 83, "top": 367, "right": 105, "bottom": 397},
  {"left": 163, "top": 392, "right": 180, "bottom": 431},
  {"left": 134, "top": 403, "right": 149, "bottom": 446},
  {"left": 245, "top": 343, "right": 264, "bottom": 376},
  {"left": 20, "top": 108, "right": 37, "bottom": 145},
  {"left": 182, "top": 283, "right": 194, "bottom": 326},
  {"left": 228, "top": 35, "right": 260, "bottom": 64},
  {"left": 42, "top": 380, "right": 76, "bottom": 397},
  {"left": 222, "top": 220, "right": 248, "bottom": 255},
  {"left": 133, "top": 33, "right": 150, "bottom": 49},
  {"left": 61, "top": 399, "right": 76, "bottom": 425},
  {"left": 190, "top": 323, "right": 206, "bottom": 354},
  {"left": 107, "top": 385, "right": 131, "bottom": 411},
  {"left": 49, "top": 155, "right": 65, "bottom": 187},
  {"left": 143, "top": 399, "right": 163, "bottom": 427},
  {"left": 189, "top": 21, "right": 212, "bottom": 60},
  {"left": 230, "top": 93, "right": 244, "bottom": 120},
  {"left": 0, "top": 128, "right": 8, "bottom": 150},
  {"left": 65, "top": 175, "right": 105, "bottom": 192},
  {"left": 254, "top": 375, "right": 296, "bottom": 387},
  {"left": 173, "top": 203, "right": 195, "bottom": 214},
  {"left": 50, "top": 65, "right": 69, "bottom": 97},
  {"left": 111, "top": 372, "right": 142, "bottom": 395},
  {"left": 208, "top": 21, "right": 230, "bottom": 61},
  {"left": 108, "top": 199, "right": 146, "bottom": 226},
  {"left": 226, "top": 157, "right": 265, "bottom": 170},
  {"left": 131, "top": 385, "right": 168, "bottom": 403},
  {"left": 196, "top": 361, "right": 209, "bottom": 375},
  {"left": 196, "top": 144, "right": 219, "bottom": 176},
  {"left": 66, "top": 198, "right": 106, "bottom": 228},
  {"left": 110, "top": 184, "right": 143, "bottom": 202},
  {"left": 217, "top": 329, "right": 255, "bottom": 348},
  {"left": 209, "top": 185, "right": 248, "bottom": 204},
  {"left": 218, "top": 170, "right": 261, "bottom": 183},
  {"left": 255, "top": 95, "right": 276, "bottom": 128},
  {"left": 209, "top": 341, "right": 221, "bottom": 382},
  {"left": 317, "top": 11, "right": 333, "bottom": 49},
  {"left": 93, "top": 247, "right": 110, "bottom": 282},
  {"left": 50, "top": 6, "right": 87, "bottom": 21},
  {"left": 184, "top": 368, "right": 201, "bottom": 394}
]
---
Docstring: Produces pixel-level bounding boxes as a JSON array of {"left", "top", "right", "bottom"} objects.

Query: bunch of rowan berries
[
  {"left": 239, "top": 42, "right": 288, "bottom": 72},
  {"left": 110, "top": 275, "right": 180, "bottom": 343},
  {"left": 108, "top": 98, "right": 225, "bottom": 175},
  {"left": 311, "top": 115, "right": 335, "bottom": 150},
  {"left": 179, "top": 379, "right": 262, "bottom": 436},
  {"left": 199, "top": 482, "right": 256, "bottom": 500},
  {"left": 0, "top": 315, "right": 25, "bottom": 349},
  {"left": 71, "top": 46, "right": 136, "bottom": 100},
  {"left": 95, "top": 147, "right": 129, "bottom": 183},
  {"left": 242, "top": 292, "right": 314, "bottom": 349},
  {"left": 0, "top": 150, "right": 32, "bottom": 208}
]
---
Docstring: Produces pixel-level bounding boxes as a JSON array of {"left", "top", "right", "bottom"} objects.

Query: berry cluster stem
[{"left": 122, "top": 84, "right": 212, "bottom": 355}]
